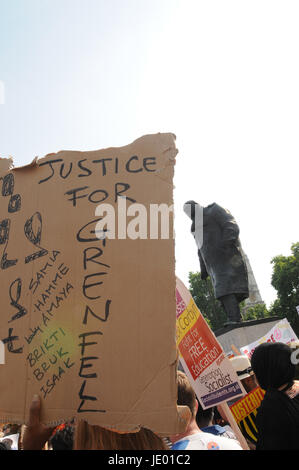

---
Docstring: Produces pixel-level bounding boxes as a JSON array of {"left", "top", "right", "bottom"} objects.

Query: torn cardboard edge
[
  {"left": 0, "top": 157, "right": 14, "bottom": 173},
  {"left": 1, "top": 132, "right": 177, "bottom": 175}
]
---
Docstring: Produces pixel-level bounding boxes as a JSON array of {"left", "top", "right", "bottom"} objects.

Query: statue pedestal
[{"left": 214, "top": 316, "right": 281, "bottom": 355}]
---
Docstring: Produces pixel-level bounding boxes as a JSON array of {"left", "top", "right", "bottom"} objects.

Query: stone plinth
[{"left": 214, "top": 317, "right": 281, "bottom": 354}]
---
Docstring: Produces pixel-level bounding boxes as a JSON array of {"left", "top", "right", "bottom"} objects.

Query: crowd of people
[{"left": 0, "top": 341, "right": 298, "bottom": 451}]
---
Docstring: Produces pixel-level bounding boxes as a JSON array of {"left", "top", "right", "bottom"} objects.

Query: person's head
[
  {"left": 195, "top": 401, "right": 214, "bottom": 428},
  {"left": 251, "top": 342, "right": 295, "bottom": 391},
  {"left": 176, "top": 370, "right": 198, "bottom": 420},
  {"left": 74, "top": 421, "right": 168, "bottom": 450},
  {"left": 168, "top": 371, "right": 199, "bottom": 444},
  {"left": 230, "top": 355, "right": 257, "bottom": 393},
  {"left": 50, "top": 424, "right": 74, "bottom": 450}
]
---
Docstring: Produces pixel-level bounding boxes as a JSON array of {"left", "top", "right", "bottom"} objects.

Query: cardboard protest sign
[
  {"left": 0, "top": 133, "right": 190, "bottom": 434},
  {"left": 230, "top": 386, "right": 265, "bottom": 444},
  {"left": 240, "top": 318, "right": 299, "bottom": 358},
  {"left": 175, "top": 278, "right": 244, "bottom": 409}
]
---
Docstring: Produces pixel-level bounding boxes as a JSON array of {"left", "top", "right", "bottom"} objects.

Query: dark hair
[
  {"left": 251, "top": 342, "right": 295, "bottom": 391},
  {"left": 74, "top": 421, "right": 168, "bottom": 450},
  {"left": 195, "top": 400, "right": 214, "bottom": 428},
  {"left": 50, "top": 425, "right": 74, "bottom": 450}
]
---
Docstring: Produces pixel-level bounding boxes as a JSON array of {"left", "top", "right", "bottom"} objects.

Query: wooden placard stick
[
  {"left": 231, "top": 344, "right": 242, "bottom": 356},
  {"left": 218, "top": 402, "right": 250, "bottom": 450}
]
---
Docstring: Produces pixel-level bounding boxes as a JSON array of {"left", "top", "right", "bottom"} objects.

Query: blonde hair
[
  {"left": 177, "top": 371, "right": 197, "bottom": 418},
  {"left": 74, "top": 421, "right": 169, "bottom": 450}
]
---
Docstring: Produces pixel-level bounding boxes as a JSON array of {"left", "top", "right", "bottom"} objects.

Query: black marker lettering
[
  {"left": 8, "top": 278, "right": 27, "bottom": 323},
  {"left": 77, "top": 380, "right": 106, "bottom": 413},
  {"left": 83, "top": 272, "right": 107, "bottom": 300},
  {"left": 34, "top": 299, "right": 44, "bottom": 311},
  {"left": 88, "top": 189, "right": 108, "bottom": 204},
  {"left": 40, "top": 262, "right": 53, "bottom": 275},
  {"left": 126, "top": 156, "right": 143, "bottom": 173},
  {"left": 115, "top": 157, "right": 119, "bottom": 174},
  {"left": 0, "top": 219, "right": 18, "bottom": 269},
  {"left": 1, "top": 173, "right": 14, "bottom": 196},
  {"left": 38, "top": 159, "right": 63, "bottom": 184},
  {"left": 2, "top": 328, "right": 23, "bottom": 354},
  {"left": 49, "top": 355, "right": 58, "bottom": 365},
  {"left": 50, "top": 330, "right": 59, "bottom": 342},
  {"left": 63, "top": 357, "right": 75, "bottom": 369},
  {"left": 83, "top": 247, "right": 110, "bottom": 270},
  {"left": 83, "top": 300, "right": 111, "bottom": 325},
  {"left": 92, "top": 158, "right": 113, "bottom": 176},
  {"left": 78, "top": 159, "right": 92, "bottom": 177},
  {"left": 79, "top": 356, "right": 99, "bottom": 379},
  {"left": 143, "top": 157, "right": 156, "bottom": 172},
  {"left": 57, "top": 347, "right": 68, "bottom": 358},
  {"left": 24, "top": 212, "right": 48, "bottom": 263},
  {"left": 33, "top": 368, "right": 44, "bottom": 381},
  {"left": 114, "top": 183, "right": 136, "bottom": 203},
  {"left": 59, "top": 162, "right": 73, "bottom": 179},
  {"left": 41, "top": 362, "right": 51, "bottom": 373},
  {"left": 43, "top": 339, "right": 53, "bottom": 351},
  {"left": 78, "top": 331, "right": 103, "bottom": 356},
  {"left": 65, "top": 187, "right": 89, "bottom": 207},
  {"left": 8, "top": 194, "right": 21, "bottom": 213},
  {"left": 77, "top": 218, "right": 103, "bottom": 243}
]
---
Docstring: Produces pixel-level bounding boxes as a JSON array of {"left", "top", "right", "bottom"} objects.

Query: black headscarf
[
  {"left": 251, "top": 342, "right": 295, "bottom": 390},
  {"left": 250, "top": 342, "right": 299, "bottom": 450}
]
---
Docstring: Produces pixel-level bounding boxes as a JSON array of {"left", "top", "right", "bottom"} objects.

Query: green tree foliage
[
  {"left": 188, "top": 272, "right": 227, "bottom": 331},
  {"left": 241, "top": 302, "right": 271, "bottom": 322},
  {"left": 270, "top": 242, "right": 299, "bottom": 336}
]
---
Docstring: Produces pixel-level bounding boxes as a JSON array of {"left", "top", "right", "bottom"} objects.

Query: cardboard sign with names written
[{"left": 0, "top": 133, "right": 190, "bottom": 434}]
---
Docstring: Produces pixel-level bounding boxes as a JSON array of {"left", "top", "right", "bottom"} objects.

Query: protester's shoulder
[
  {"left": 263, "top": 382, "right": 299, "bottom": 407},
  {"left": 257, "top": 385, "right": 299, "bottom": 427},
  {"left": 204, "top": 433, "right": 242, "bottom": 450},
  {"left": 171, "top": 433, "right": 206, "bottom": 450},
  {"left": 257, "top": 391, "right": 280, "bottom": 418},
  {"left": 191, "top": 432, "right": 242, "bottom": 450}
]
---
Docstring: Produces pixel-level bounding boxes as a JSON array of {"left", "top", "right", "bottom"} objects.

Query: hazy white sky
[{"left": 0, "top": 0, "right": 298, "bottom": 307}]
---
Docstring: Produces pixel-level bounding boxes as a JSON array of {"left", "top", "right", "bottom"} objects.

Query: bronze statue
[{"left": 184, "top": 201, "right": 249, "bottom": 324}]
